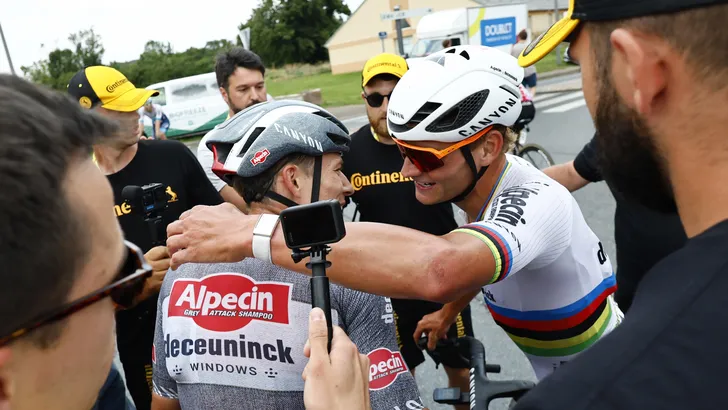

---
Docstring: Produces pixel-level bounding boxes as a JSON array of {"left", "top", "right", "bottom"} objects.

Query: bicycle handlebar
[
  {"left": 417, "top": 335, "right": 536, "bottom": 409},
  {"left": 416, "top": 336, "right": 501, "bottom": 373}
]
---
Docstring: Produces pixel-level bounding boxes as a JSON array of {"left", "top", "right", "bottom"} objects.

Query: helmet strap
[
  {"left": 449, "top": 147, "right": 487, "bottom": 203},
  {"left": 264, "top": 191, "right": 298, "bottom": 208},
  {"left": 310, "top": 156, "right": 322, "bottom": 203}
]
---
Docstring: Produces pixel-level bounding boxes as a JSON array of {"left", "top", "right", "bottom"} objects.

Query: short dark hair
[
  {"left": 589, "top": 4, "right": 728, "bottom": 90},
  {"left": 231, "top": 154, "right": 315, "bottom": 205},
  {"left": 518, "top": 30, "right": 528, "bottom": 41},
  {"left": 0, "top": 74, "right": 118, "bottom": 348},
  {"left": 215, "top": 47, "right": 266, "bottom": 90}
]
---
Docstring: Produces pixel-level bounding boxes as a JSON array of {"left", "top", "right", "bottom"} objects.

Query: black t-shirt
[
  {"left": 106, "top": 140, "right": 222, "bottom": 405},
  {"left": 342, "top": 126, "right": 458, "bottom": 316},
  {"left": 514, "top": 219, "right": 728, "bottom": 410},
  {"left": 343, "top": 125, "right": 457, "bottom": 234},
  {"left": 573, "top": 135, "right": 687, "bottom": 311}
]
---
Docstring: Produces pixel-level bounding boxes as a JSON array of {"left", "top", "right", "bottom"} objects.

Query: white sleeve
[
  {"left": 196, "top": 133, "right": 227, "bottom": 192},
  {"left": 453, "top": 181, "right": 572, "bottom": 283},
  {"left": 153, "top": 104, "right": 164, "bottom": 121}
]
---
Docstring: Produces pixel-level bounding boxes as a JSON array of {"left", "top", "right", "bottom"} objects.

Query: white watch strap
[{"left": 252, "top": 214, "right": 280, "bottom": 263}]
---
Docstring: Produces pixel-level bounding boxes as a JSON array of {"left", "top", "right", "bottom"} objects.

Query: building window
[{"left": 402, "top": 36, "right": 414, "bottom": 54}]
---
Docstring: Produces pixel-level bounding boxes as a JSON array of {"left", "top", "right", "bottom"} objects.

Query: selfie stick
[{"left": 293, "top": 245, "right": 333, "bottom": 352}]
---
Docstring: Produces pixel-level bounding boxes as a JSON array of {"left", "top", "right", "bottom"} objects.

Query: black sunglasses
[
  {"left": 363, "top": 91, "right": 392, "bottom": 108},
  {"left": 0, "top": 240, "right": 152, "bottom": 347}
]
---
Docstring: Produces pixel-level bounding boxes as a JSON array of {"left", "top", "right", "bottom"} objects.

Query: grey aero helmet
[{"left": 207, "top": 100, "right": 350, "bottom": 207}]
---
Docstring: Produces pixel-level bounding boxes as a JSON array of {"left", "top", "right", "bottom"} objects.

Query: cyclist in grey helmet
[{"left": 151, "top": 100, "right": 426, "bottom": 410}]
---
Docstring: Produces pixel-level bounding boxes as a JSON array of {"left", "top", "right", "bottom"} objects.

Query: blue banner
[{"left": 480, "top": 17, "right": 517, "bottom": 47}]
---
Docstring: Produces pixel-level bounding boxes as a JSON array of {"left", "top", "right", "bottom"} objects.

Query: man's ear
[
  {"left": 277, "top": 164, "right": 304, "bottom": 200},
  {"left": 610, "top": 29, "right": 669, "bottom": 116},
  {"left": 0, "top": 348, "right": 13, "bottom": 410},
  {"left": 473, "top": 129, "right": 503, "bottom": 165},
  {"left": 361, "top": 91, "right": 367, "bottom": 101},
  {"left": 219, "top": 87, "right": 230, "bottom": 104}
]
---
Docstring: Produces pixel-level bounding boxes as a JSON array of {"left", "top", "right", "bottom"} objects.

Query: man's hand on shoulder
[{"left": 166, "top": 203, "right": 253, "bottom": 269}]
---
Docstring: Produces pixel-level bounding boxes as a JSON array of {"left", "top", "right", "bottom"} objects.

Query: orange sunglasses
[{"left": 393, "top": 125, "right": 494, "bottom": 172}]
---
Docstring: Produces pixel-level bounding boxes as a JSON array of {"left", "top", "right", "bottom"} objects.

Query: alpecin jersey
[
  {"left": 454, "top": 154, "right": 623, "bottom": 380},
  {"left": 152, "top": 259, "right": 424, "bottom": 410}
]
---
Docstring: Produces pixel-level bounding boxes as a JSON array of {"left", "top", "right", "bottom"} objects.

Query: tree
[
  {"left": 240, "top": 0, "right": 350, "bottom": 67},
  {"left": 111, "top": 39, "right": 235, "bottom": 87},
  {"left": 144, "top": 40, "right": 173, "bottom": 55},
  {"left": 21, "top": 28, "right": 104, "bottom": 91}
]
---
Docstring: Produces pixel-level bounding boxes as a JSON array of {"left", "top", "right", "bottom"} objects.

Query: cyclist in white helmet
[{"left": 166, "top": 45, "right": 623, "bottom": 381}]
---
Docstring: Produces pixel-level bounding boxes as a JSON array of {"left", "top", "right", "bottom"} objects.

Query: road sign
[
  {"left": 239, "top": 27, "right": 251, "bottom": 50},
  {"left": 378, "top": 31, "right": 387, "bottom": 39},
  {"left": 380, "top": 8, "right": 432, "bottom": 21},
  {"left": 480, "top": 17, "right": 517, "bottom": 47}
]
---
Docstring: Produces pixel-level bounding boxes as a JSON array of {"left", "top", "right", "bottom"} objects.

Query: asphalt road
[{"left": 179, "top": 77, "right": 617, "bottom": 410}]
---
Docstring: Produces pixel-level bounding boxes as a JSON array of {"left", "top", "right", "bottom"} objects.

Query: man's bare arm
[
  {"left": 543, "top": 160, "right": 590, "bottom": 192},
  {"left": 152, "top": 394, "right": 181, "bottom": 410},
  {"left": 269, "top": 222, "right": 492, "bottom": 303},
  {"left": 167, "top": 205, "right": 496, "bottom": 304}
]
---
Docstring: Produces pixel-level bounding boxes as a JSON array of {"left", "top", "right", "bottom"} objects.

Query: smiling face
[{"left": 398, "top": 128, "right": 507, "bottom": 205}]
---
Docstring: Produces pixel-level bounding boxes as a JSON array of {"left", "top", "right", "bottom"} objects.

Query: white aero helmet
[
  {"left": 387, "top": 45, "right": 524, "bottom": 143},
  {"left": 387, "top": 45, "right": 525, "bottom": 202}
]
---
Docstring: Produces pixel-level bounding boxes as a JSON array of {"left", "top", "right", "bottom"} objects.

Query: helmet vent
[
  {"left": 239, "top": 127, "right": 266, "bottom": 156},
  {"left": 388, "top": 101, "right": 442, "bottom": 133},
  {"left": 459, "top": 50, "right": 470, "bottom": 60},
  {"left": 425, "top": 89, "right": 489, "bottom": 133}
]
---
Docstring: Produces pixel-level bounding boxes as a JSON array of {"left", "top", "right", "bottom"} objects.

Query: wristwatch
[{"left": 252, "top": 214, "right": 280, "bottom": 263}]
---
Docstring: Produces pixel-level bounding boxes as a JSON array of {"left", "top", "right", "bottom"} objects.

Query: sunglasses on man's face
[
  {"left": 393, "top": 126, "right": 493, "bottom": 173},
  {"left": 363, "top": 91, "right": 392, "bottom": 108},
  {"left": 0, "top": 240, "right": 152, "bottom": 347}
]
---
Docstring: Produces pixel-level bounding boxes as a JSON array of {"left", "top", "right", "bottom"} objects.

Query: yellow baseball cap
[
  {"left": 67, "top": 66, "right": 158, "bottom": 112},
  {"left": 517, "top": 0, "right": 580, "bottom": 68},
  {"left": 361, "top": 53, "right": 408, "bottom": 87}
]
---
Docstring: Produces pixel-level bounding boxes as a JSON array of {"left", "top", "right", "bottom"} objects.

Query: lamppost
[{"left": 0, "top": 21, "right": 17, "bottom": 75}]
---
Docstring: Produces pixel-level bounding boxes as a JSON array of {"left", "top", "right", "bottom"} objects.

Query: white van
[{"left": 142, "top": 72, "right": 229, "bottom": 139}]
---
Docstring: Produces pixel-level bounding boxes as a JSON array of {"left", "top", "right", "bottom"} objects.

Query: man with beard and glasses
[
  {"left": 196, "top": 47, "right": 274, "bottom": 213},
  {"left": 164, "top": 45, "right": 623, "bottom": 383},
  {"left": 543, "top": 135, "right": 687, "bottom": 313},
  {"left": 68, "top": 65, "right": 223, "bottom": 410},
  {"left": 342, "top": 53, "right": 474, "bottom": 409},
  {"left": 509, "top": 0, "right": 728, "bottom": 408}
]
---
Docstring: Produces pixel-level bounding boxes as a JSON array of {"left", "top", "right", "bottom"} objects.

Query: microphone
[{"left": 121, "top": 185, "right": 144, "bottom": 214}]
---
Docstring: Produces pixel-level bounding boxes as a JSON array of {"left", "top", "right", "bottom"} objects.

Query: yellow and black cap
[
  {"left": 518, "top": 0, "right": 728, "bottom": 67},
  {"left": 362, "top": 53, "right": 408, "bottom": 87},
  {"left": 67, "top": 66, "right": 158, "bottom": 112}
]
